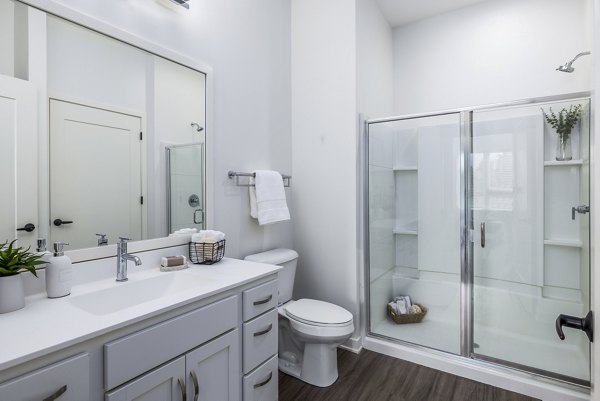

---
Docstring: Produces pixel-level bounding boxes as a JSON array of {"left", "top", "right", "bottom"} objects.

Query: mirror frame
[{"left": 15, "top": 0, "right": 214, "bottom": 262}]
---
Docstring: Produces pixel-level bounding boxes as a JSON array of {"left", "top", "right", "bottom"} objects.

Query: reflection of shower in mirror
[{"left": 191, "top": 122, "right": 204, "bottom": 132}]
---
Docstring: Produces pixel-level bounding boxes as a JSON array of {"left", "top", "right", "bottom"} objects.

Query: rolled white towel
[
  {"left": 170, "top": 228, "right": 199, "bottom": 236},
  {"left": 392, "top": 295, "right": 413, "bottom": 315},
  {"left": 191, "top": 230, "right": 226, "bottom": 243}
]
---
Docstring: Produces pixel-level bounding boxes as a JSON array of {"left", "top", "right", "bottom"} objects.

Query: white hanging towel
[{"left": 249, "top": 170, "right": 290, "bottom": 225}]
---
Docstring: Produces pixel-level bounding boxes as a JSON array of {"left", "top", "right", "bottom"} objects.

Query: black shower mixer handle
[{"left": 555, "top": 311, "right": 593, "bottom": 342}]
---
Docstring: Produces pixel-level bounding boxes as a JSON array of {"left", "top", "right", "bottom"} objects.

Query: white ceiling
[{"left": 375, "top": 0, "right": 491, "bottom": 27}]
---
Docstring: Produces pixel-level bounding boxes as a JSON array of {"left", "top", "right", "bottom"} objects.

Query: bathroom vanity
[{"left": 0, "top": 244, "right": 280, "bottom": 401}]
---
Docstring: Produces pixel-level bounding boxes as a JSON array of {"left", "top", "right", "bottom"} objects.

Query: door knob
[
  {"left": 16, "top": 223, "right": 36, "bottom": 233},
  {"left": 53, "top": 219, "right": 73, "bottom": 227},
  {"left": 556, "top": 311, "right": 593, "bottom": 342}
]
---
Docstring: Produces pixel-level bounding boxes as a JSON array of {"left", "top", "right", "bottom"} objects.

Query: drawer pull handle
[
  {"left": 178, "top": 377, "right": 186, "bottom": 401},
  {"left": 254, "top": 324, "right": 273, "bottom": 337},
  {"left": 253, "top": 295, "right": 273, "bottom": 306},
  {"left": 42, "top": 385, "right": 67, "bottom": 401},
  {"left": 190, "top": 370, "right": 199, "bottom": 401},
  {"left": 253, "top": 372, "right": 273, "bottom": 389}
]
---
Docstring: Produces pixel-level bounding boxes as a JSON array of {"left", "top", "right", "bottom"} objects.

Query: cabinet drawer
[
  {"left": 0, "top": 353, "right": 89, "bottom": 401},
  {"left": 243, "top": 308, "right": 278, "bottom": 374},
  {"left": 243, "top": 355, "right": 278, "bottom": 401},
  {"left": 104, "top": 295, "right": 238, "bottom": 390},
  {"left": 243, "top": 280, "right": 277, "bottom": 321}
]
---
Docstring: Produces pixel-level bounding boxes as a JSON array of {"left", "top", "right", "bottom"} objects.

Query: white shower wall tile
[
  {"left": 369, "top": 125, "right": 394, "bottom": 168},
  {"left": 170, "top": 144, "right": 203, "bottom": 175},
  {"left": 369, "top": 164, "right": 395, "bottom": 279},
  {"left": 392, "top": 128, "right": 418, "bottom": 168}
]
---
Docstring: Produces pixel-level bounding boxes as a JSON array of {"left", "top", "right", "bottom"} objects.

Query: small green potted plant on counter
[
  {"left": 542, "top": 104, "right": 583, "bottom": 161},
  {"left": 0, "top": 240, "right": 44, "bottom": 313}
]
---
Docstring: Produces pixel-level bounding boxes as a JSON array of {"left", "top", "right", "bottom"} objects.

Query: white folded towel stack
[
  {"left": 191, "top": 230, "right": 226, "bottom": 243},
  {"left": 248, "top": 170, "right": 290, "bottom": 226},
  {"left": 388, "top": 295, "right": 412, "bottom": 315},
  {"left": 191, "top": 230, "right": 226, "bottom": 261},
  {"left": 169, "top": 228, "right": 199, "bottom": 237}
]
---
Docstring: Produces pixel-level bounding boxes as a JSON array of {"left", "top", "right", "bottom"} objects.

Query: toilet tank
[{"left": 244, "top": 248, "right": 299, "bottom": 305}]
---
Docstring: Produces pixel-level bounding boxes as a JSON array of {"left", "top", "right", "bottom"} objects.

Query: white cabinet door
[
  {"left": 106, "top": 357, "right": 185, "bottom": 401},
  {"left": 49, "top": 100, "right": 143, "bottom": 249},
  {"left": 0, "top": 353, "right": 89, "bottom": 401},
  {"left": 0, "top": 75, "right": 37, "bottom": 249},
  {"left": 185, "top": 329, "right": 240, "bottom": 401}
]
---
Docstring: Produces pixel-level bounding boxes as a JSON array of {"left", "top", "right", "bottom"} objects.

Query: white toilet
[{"left": 244, "top": 248, "right": 354, "bottom": 388}]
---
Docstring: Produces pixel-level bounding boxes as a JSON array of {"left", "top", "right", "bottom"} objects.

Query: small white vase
[{"left": 0, "top": 274, "right": 25, "bottom": 314}]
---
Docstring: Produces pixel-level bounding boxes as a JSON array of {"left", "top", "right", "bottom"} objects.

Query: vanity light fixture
[{"left": 168, "top": 0, "right": 190, "bottom": 9}]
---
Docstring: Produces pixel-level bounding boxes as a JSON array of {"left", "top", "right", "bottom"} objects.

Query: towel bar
[{"left": 227, "top": 170, "right": 291, "bottom": 187}]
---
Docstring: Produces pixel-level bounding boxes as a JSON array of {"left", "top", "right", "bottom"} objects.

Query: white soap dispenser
[{"left": 46, "top": 242, "right": 73, "bottom": 298}]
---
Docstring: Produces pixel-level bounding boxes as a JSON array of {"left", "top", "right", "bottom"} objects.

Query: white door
[
  {"left": 50, "top": 100, "right": 143, "bottom": 249},
  {"left": 0, "top": 75, "right": 38, "bottom": 249}
]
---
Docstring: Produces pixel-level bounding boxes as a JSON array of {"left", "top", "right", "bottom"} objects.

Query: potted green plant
[
  {"left": 542, "top": 104, "right": 583, "bottom": 161},
  {"left": 0, "top": 240, "right": 44, "bottom": 313}
]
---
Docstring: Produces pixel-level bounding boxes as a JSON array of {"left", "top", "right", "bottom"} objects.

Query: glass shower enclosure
[
  {"left": 166, "top": 143, "right": 205, "bottom": 234},
  {"left": 365, "top": 94, "right": 591, "bottom": 385}
]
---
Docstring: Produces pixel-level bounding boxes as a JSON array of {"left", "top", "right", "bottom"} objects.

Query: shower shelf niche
[
  {"left": 543, "top": 239, "right": 582, "bottom": 248},
  {"left": 393, "top": 227, "right": 418, "bottom": 235},
  {"left": 543, "top": 160, "right": 583, "bottom": 167}
]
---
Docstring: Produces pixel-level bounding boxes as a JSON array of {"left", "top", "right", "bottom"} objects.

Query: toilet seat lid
[{"left": 285, "top": 299, "right": 353, "bottom": 326}]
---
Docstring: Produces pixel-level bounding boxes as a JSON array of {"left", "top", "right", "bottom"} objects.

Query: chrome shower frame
[{"left": 362, "top": 91, "right": 592, "bottom": 391}]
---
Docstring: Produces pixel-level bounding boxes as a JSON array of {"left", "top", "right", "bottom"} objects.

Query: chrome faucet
[{"left": 116, "top": 237, "right": 142, "bottom": 282}]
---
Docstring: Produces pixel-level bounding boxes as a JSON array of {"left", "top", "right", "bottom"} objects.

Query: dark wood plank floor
[{"left": 279, "top": 349, "right": 540, "bottom": 401}]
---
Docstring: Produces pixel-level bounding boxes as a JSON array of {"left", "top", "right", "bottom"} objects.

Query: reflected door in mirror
[
  {"left": 0, "top": 75, "right": 38, "bottom": 249},
  {"left": 49, "top": 100, "right": 143, "bottom": 249}
]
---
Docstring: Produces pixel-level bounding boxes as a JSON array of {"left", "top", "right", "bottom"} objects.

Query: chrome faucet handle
[
  {"left": 118, "top": 237, "right": 131, "bottom": 243},
  {"left": 96, "top": 233, "right": 108, "bottom": 247}
]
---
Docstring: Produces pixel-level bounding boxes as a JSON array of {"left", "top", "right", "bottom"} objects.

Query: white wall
[
  {"left": 357, "top": 0, "right": 394, "bottom": 119},
  {"left": 291, "top": 0, "right": 359, "bottom": 340},
  {"left": 21, "top": 0, "right": 293, "bottom": 258},
  {"left": 47, "top": 17, "right": 148, "bottom": 112},
  {"left": 0, "top": 0, "right": 15, "bottom": 76},
  {"left": 291, "top": 0, "right": 393, "bottom": 346},
  {"left": 393, "top": 0, "right": 592, "bottom": 114},
  {"left": 356, "top": 0, "right": 395, "bottom": 340}
]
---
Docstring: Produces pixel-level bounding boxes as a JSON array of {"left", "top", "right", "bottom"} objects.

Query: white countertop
[{"left": 0, "top": 256, "right": 281, "bottom": 371}]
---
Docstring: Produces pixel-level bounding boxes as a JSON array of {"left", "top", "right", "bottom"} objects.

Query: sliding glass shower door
[
  {"left": 366, "top": 95, "right": 592, "bottom": 385},
  {"left": 471, "top": 99, "right": 591, "bottom": 384},
  {"left": 367, "top": 113, "right": 463, "bottom": 354}
]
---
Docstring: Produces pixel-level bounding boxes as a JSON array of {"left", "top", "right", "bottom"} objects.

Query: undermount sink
[{"left": 67, "top": 273, "right": 205, "bottom": 316}]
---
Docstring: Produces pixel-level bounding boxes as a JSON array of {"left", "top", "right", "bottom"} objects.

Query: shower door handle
[
  {"left": 556, "top": 311, "right": 593, "bottom": 342},
  {"left": 194, "top": 209, "right": 204, "bottom": 225},
  {"left": 480, "top": 222, "right": 485, "bottom": 248}
]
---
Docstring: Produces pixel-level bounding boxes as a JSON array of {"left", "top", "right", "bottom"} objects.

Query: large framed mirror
[{"left": 0, "top": 0, "right": 213, "bottom": 257}]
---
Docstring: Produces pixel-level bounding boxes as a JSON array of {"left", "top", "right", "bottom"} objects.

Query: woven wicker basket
[
  {"left": 387, "top": 303, "right": 427, "bottom": 324},
  {"left": 189, "top": 240, "right": 226, "bottom": 265}
]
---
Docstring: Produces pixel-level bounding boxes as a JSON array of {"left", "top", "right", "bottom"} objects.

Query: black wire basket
[{"left": 189, "top": 240, "right": 226, "bottom": 265}]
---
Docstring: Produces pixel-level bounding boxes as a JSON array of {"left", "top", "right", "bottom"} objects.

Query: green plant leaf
[{"left": 0, "top": 239, "right": 43, "bottom": 278}]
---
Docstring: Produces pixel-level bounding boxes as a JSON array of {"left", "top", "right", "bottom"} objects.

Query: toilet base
[{"left": 278, "top": 343, "right": 339, "bottom": 387}]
